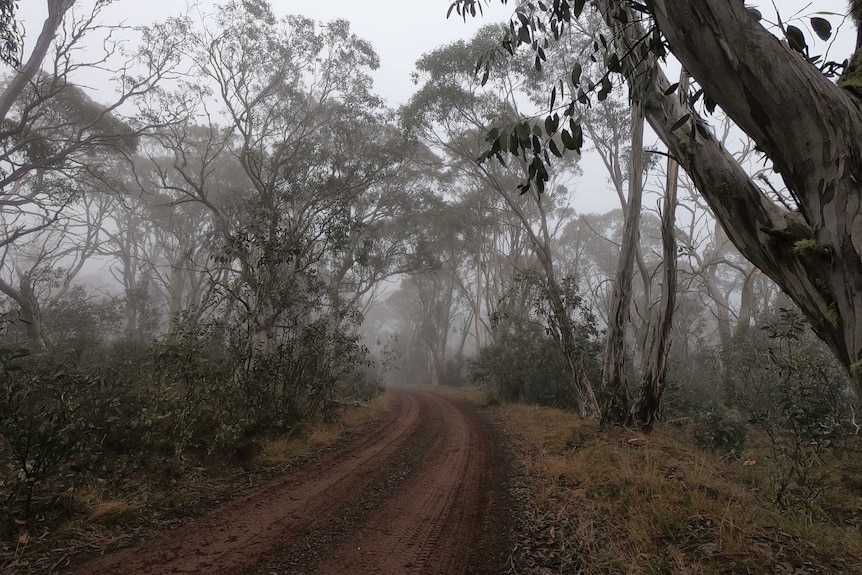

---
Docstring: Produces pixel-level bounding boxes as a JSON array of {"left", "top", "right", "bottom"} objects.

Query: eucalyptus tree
[
  {"left": 316, "top": 130, "right": 438, "bottom": 316},
  {"left": 508, "top": 8, "right": 673, "bottom": 423},
  {"left": 405, "top": 25, "right": 600, "bottom": 417},
  {"left": 384, "top": 196, "right": 477, "bottom": 386},
  {"left": 145, "top": 0, "right": 404, "bottom": 359},
  {"left": 451, "top": 178, "right": 538, "bottom": 345},
  {"left": 451, "top": 0, "right": 862, "bottom": 397},
  {"left": 395, "top": 270, "right": 459, "bottom": 388},
  {"left": 0, "top": 187, "right": 109, "bottom": 350},
  {"left": 103, "top": 149, "right": 221, "bottom": 337},
  {"left": 676, "top": 189, "right": 775, "bottom": 404},
  {"left": 0, "top": 0, "right": 184, "bottom": 350},
  {"left": 144, "top": 190, "right": 221, "bottom": 329},
  {"left": 130, "top": 126, "right": 246, "bottom": 335}
]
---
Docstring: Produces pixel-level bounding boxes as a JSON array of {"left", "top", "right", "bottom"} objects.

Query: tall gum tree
[
  {"left": 451, "top": 0, "right": 862, "bottom": 396},
  {"left": 0, "top": 0, "right": 181, "bottom": 350},
  {"left": 405, "top": 27, "right": 600, "bottom": 417},
  {"left": 147, "top": 1, "right": 402, "bottom": 356},
  {"left": 604, "top": 0, "right": 862, "bottom": 391}
]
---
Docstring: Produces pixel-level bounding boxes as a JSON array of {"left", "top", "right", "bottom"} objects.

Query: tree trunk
[
  {"left": 598, "top": 0, "right": 862, "bottom": 393},
  {"left": 0, "top": 272, "right": 46, "bottom": 352},
  {"left": 475, "top": 250, "right": 483, "bottom": 349},
  {"left": 20, "top": 273, "right": 46, "bottom": 353},
  {"left": 734, "top": 268, "right": 760, "bottom": 342},
  {"left": 428, "top": 345, "right": 445, "bottom": 387},
  {"left": 0, "top": 0, "right": 75, "bottom": 124},
  {"left": 491, "top": 179, "right": 600, "bottom": 418},
  {"left": 547, "top": 271, "right": 601, "bottom": 419},
  {"left": 601, "top": 105, "right": 644, "bottom": 425},
  {"left": 633, "top": 151, "right": 679, "bottom": 430}
]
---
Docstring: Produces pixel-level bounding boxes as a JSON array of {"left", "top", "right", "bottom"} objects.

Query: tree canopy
[{"left": 450, "top": 0, "right": 862, "bottom": 395}]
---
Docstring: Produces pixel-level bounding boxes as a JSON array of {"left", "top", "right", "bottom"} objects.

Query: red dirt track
[{"left": 65, "top": 388, "right": 510, "bottom": 575}]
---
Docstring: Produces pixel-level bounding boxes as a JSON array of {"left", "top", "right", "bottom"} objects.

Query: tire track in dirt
[
  {"left": 63, "top": 388, "right": 510, "bottom": 575},
  {"left": 65, "top": 390, "right": 423, "bottom": 575},
  {"left": 312, "top": 391, "right": 507, "bottom": 575}
]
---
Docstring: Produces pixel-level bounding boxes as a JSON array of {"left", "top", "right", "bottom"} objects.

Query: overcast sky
[
  {"left": 18, "top": 0, "right": 514, "bottom": 107},
  {"left": 20, "top": 1, "right": 856, "bottom": 106},
  {"left": 15, "top": 1, "right": 859, "bottom": 216}
]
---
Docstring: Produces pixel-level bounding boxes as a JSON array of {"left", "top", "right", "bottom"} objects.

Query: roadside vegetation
[
  {"left": 498, "top": 401, "right": 862, "bottom": 574},
  {"left": 460, "top": 305, "right": 862, "bottom": 573},
  {"left": 0, "top": 378, "right": 389, "bottom": 574},
  {"left": 1, "top": 1, "right": 401, "bottom": 567}
]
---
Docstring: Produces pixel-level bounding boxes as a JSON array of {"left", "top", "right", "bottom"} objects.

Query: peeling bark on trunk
[
  {"left": 597, "top": 0, "right": 862, "bottom": 393},
  {"left": 634, "top": 154, "right": 679, "bottom": 430},
  {"left": 601, "top": 106, "right": 644, "bottom": 425}
]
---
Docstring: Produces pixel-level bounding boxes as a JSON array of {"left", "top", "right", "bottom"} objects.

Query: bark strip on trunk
[
  {"left": 596, "top": 0, "right": 862, "bottom": 393},
  {"left": 601, "top": 105, "right": 644, "bottom": 425},
  {"left": 634, "top": 151, "right": 679, "bottom": 430}
]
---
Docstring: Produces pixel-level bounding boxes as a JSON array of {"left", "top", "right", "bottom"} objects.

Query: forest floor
[
  {"left": 493, "top": 398, "right": 862, "bottom": 575},
  {"left": 8, "top": 386, "right": 862, "bottom": 574}
]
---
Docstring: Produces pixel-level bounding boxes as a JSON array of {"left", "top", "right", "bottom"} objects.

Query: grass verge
[{"left": 496, "top": 401, "right": 862, "bottom": 574}]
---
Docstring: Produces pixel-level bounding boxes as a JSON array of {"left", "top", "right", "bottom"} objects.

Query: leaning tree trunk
[
  {"left": 490, "top": 175, "right": 601, "bottom": 419},
  {"left": 546, "top": 272, "right": 602, "bottom": 419},
  {"left": 0, "top": 0, "right": 75, "bottom": 124},
  {"left": 633, "top": 149, "right": 679, "bottom": 430},
  {"left": 601, "top": 105, "right": 645, "bottom": 425},
  {"left": 597, "top": 0, "right": 862, "bottom": 394}
]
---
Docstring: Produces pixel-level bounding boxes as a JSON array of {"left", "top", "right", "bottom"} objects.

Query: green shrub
[
  {"left": 751, "top": 308, "right": 846, "bottom": 511},
  {"left": 469, "top": 322, "right": 578, "bottom": 408},
  {"left": 693, "top": 409, "right": 747, "bottom": 455},
  {"left": 0, "top": 348, "right": 106, "bottom": 517}
]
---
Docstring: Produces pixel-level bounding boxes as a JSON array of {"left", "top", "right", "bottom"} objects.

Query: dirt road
[{"left": 65, "top": 388, "right": 511, "bottom": 575}]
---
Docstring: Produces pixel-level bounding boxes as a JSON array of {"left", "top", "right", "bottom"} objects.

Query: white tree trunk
[
  {"left": 598, "top": 0, "right": 862, "bottom": 392},
  {"left": 601, "top": 105, "right": 644, "bottom": 424}
]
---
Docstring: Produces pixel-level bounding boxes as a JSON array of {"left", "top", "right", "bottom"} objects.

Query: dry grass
[
  {"left": 498, "top": 403, "right": 862, "bottom": 574},
  {"left": 342, "top": 392, "right": 391, "bottom": 428},
  {"left": 89, "top": 500, "right": 141, "bottom": 527},
  {"left": 242, "top": 393, "right": 391, "bottom": 467},
  {"left": 255, "top": 426, "right": 340, "bottom": 466},
  {"left": 427, "top": 385, "right": 489, "bottom": 405}
]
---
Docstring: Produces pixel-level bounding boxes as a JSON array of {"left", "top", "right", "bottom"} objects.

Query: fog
[{"left": 1, "top": 3, "right": 860, "bottom": 562}]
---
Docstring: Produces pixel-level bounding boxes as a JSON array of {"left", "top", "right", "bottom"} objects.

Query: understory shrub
[
  {"left": 668, "top": 305, "right": 850, "bottom": 511},
  {"left": 470, "top": 273, "right": 601, "bottom": 410},
  {"left": 0, "top": 303, "right": 377, "bottom": 525},
  {"left": 0, "top": 349, "right": 107, "bottom": 519},
  {"left": 469, "top": 321, "right": 576, "bottom": 408},
  {"left": 749, "top": 308, "right": 848, "bottom": 511},
  {"left": 693, "top": 409, "right": 747, "bottom": 456}
]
